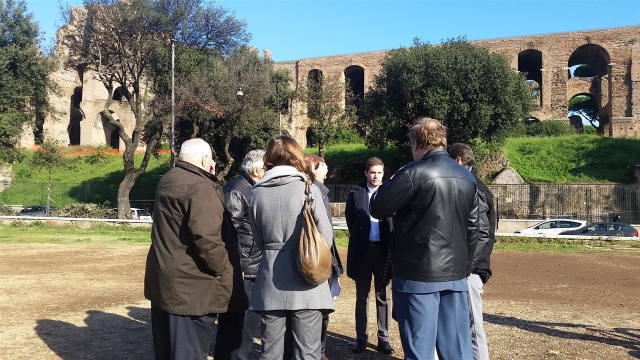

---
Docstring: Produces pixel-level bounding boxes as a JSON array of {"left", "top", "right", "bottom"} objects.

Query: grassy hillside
[
  {"left": 1, "top": 152, "right": 171, "bottom": 206},
  {"left": 1, "top": 135, "right": 639, "bottom": 207},
  {"left": 503, "top": 135, "right": 640, "bottom": 183}
]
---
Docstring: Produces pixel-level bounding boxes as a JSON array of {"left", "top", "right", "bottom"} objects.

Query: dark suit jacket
[{"left": 345, "top": 182, "right": 391, "bottom": 280}]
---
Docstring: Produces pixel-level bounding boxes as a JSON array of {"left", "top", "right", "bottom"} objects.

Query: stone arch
[
  {"left": 524, "top": 116, "right": 541, "bottom": 125},
  {"left": 344, "top": 65, "right": 364, "bottom": 109},
  {"left": 68, "top": 86, "right": 84, "bottom": 146},
  {"left": 112, "top": 86, "right": 127, "bottom": 102},
  {"left": 96, "top": 110, "right": 122, "bottom": 149},
  {"left": 518, "top": 49, "right": 543, "bottom": 108},
  {"left": 567, "top": 43, "right": 610, "bottom": 78},
  {"left": 568, "top": 93, "right": 600, "bottom": 134},
  {"left": 306, "top": 69, "right": 323, "bottom": 122}
]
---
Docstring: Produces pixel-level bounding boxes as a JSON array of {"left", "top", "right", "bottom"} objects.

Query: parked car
[
  {"left": 559, "top": 222, "right": 638, "bottom": 237},
  {"left": 111, "top": 207, "right": 152, "bottom": 221},
  {"left": 514, "top": 219, "right": 587, "bottom": 235},
  {"left": 20, "top": 205, "right": 57, "bottom": 216}
]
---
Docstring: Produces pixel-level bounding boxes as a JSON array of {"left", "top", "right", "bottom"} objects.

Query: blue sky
[{"left": 26, "top": 0, "right": 640, "bottom": 61}]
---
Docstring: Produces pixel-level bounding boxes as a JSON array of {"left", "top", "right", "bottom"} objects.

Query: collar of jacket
[
  {"left": 176, "top": 161, "right": 220, "bottom": 184},
  {"left": 256, "top": 165, "right": 307, "bottom": 186},
  {"left": 420, "top": 147, "right": 449, "bottom": 161},
  {"left": 239, "top": 171, "right": 256, "bottom": 186}
]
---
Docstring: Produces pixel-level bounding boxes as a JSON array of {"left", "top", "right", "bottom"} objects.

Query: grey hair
[
  {"left": 178, "top": 138, "right": 212, "bottom": 163},
  {"left": 240, "top": 149, "right": 266, "bottom": 173}
]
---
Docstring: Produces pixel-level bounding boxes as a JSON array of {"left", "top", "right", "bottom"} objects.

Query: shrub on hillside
[
  {"left": 0, "top": 204, "right": 17, "bottom": 215},
  {"left": 306, "top": 126, "right": 362, "bottom": 147},
  {"left": 56, "top": 203, "right": 115, "bottom": 219},
  {"left": 525, "top": 120, "right": 577, "bottom": 137},
  {"left": 84, "top": 145, "right": 110, "bottom": 165},
  {"left": 475, "top": 151, "right": 509, "bottom": 182}
]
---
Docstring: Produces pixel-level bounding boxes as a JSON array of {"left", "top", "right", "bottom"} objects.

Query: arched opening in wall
[
  {"left": 344, "top": 65, "right": 364, "bottom": 109},
  {"left": 306, "top": 69, "right": 323, "bottom": 121},
  {"left": 99, "top": 110, "right": 122, "bottom": 149},
  {"left": 524, "top": 117, "right": 541, "bottom": 125},
  {"left": 110, "top": 128, "right": 120, "bottom": 148},
  {"left": 518, "top": 50, "right": 543, "bottom": 107},
  {"left": 567, "top": 44, "right": 610, "bottom": 79},
  {"left": 568, "top": 93, "right": 600, "bottom": 134},
  {"left": 68, "top": 86, "right": 84, "bottom": 146},
  {"left": 112, "top": 86, "right": 127, "bottom": 102},
  {"left": 525, "top": 80, "right": 541, "bottom": 107}
]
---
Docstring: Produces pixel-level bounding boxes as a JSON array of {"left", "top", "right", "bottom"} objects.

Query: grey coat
[{"left": 248, "top": 165, "right": 334, "bottom": 311}]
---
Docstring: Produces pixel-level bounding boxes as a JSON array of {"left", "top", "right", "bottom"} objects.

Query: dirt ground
[{"left": 1, "top": 244, "right": 639, "bottom": 360}]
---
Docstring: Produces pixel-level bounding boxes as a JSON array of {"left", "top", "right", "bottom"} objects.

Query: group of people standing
[{"left": 143, "top": 116, "right": 495, "bottom": 360}]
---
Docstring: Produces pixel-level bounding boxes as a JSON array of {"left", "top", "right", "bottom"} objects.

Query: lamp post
[{"left": 170, "top": 39, "right": 176, "bottom": 168}]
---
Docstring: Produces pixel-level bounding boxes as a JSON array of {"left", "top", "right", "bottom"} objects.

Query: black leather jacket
[
  {"left": 370, "top": 148, "right": 480, "bottom": 282},
  {"left": 472, "top": 170, "right": 495, "bottom": 284},
  {"left": 223, "top": 172, "right": 261, "bottom": 279}
]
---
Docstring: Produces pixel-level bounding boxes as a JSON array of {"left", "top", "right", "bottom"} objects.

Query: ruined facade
[
  {"left": 276, "top": 26, "right": 640, "bottom": 146},
  {"left": 20, "top": 7, "right": 139, "bottom": 151},
  {"left": 23, "top": 21, "right": 640, "bottom": 149}
]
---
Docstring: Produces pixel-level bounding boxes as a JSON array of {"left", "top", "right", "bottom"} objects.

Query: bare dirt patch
[{"left": 0, "top": 244, "right": 638, "bottom": 359}]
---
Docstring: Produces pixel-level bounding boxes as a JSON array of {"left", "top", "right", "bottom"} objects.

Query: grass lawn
[{"left": 3, "top": 223, "right": 635, "bottom": 255}]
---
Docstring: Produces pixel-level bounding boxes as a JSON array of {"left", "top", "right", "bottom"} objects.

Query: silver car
[{"left": 514, "top": 219, "right": 587, "bottom": 235}]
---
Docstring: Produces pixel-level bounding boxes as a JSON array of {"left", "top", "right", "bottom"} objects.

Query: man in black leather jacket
[
  {"left": 216, "top": 149, "right": 265, "bottom": 360},
  {"left": 448, "top": 143, "right": 495, "bottom": 360},
  {"left": 370, "top": 117, "right": 480, "bottom": 360}
]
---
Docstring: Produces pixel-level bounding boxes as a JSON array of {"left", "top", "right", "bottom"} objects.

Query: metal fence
[
  {"left": 326, "top": 183, "right": 640, "bottom": 223},
  {"left": 3, "top": 182, "right": 638, "bottom": 223}
]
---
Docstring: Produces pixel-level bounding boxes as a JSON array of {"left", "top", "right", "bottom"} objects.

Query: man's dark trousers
[
  {"left": 151, "top": 304, "right": 217, "bottom": 360},
  {"left": 355, "top": 242, "right": 390, "bottom": 343}
]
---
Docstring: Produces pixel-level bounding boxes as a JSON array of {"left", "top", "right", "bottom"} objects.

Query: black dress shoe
[
  {"left": 352, "top": 339, "right": 367, "bottom": 353},
  {"left": 377, "top": 341, "right": 394, "bottom": 355}
]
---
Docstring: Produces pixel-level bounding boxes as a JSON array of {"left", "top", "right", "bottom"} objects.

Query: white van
[
  {"left": 111, "top": 207, "right": 152, "bottom": 221},
  {"left": 130, "top": 208, "right": 152, "bottom": 221}
]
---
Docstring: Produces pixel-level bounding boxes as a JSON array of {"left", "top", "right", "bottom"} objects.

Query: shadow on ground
[
  {"left": 485, "top": 313, "right": 640, "bottom": 359},
  {"left": 36, "top": 306, "right": 397, "bottom": 359}
]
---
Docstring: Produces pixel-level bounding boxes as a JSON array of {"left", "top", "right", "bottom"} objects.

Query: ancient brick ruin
[
  {"left": 277, "top": 26, "right": 640, "bottom": 146},
  {"left": 23, "top": 14, "right": 640, "bottom": 150}
]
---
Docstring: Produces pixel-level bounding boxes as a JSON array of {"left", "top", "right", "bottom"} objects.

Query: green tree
[
  {"left": 166, "top": 46, "right": 294, "bottom": 179},
  {"left": 360, "top": 37, "right": 533, "bottom": 150},
  {"left": 0, "top": 0, "right": 54, "bottom": 163},
  {"left": 30, "top": 139, "right": 76, "bottom": 215},
  {"left": 62, "top": 0, "right": 249, "bottom": 218},
  {"left": 299, "top": 70, "right": 357, "bottom": 157},
  {"left": 573, "top": 64, "right": 596, "bottom": 77}
]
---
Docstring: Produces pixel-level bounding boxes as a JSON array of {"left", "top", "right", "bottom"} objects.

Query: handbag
[{"left": 298, "top": 179, "right": 333, "bottom": 286}]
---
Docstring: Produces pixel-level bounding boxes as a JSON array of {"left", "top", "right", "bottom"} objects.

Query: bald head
[{"left": 179, "top": 139, "right": 214, "bottom": 173}]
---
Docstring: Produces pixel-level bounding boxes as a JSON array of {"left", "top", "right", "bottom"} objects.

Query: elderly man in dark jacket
[
  {"left": 216, "top": 149, "right": 265, "bottom": 360},
  {"left": 144, "top": 138, "right": 247, "bottom": 360},
  {"left": 370, "top": 118, "right": 480, "bottom": 360}
]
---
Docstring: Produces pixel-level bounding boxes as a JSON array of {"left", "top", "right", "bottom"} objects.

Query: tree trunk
[
  {"left": 216, "top": 133, "right": 235, "bottom": 181},
  {"left": 116, "top": 171, "right": 138, "bottom": 219},
  {"left": 318, "top": 138, "right": 325, "bottom": 158}
]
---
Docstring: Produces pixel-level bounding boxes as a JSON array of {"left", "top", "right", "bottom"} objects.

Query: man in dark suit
[{"left": 345, "top": 157, "right": 394, "bottom": 355}]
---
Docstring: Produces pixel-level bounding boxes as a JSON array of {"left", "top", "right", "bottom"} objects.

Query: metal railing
[
  {"left": 3, "top": 182, "right": 638, "bottom": 224},
  {"left": 326, "top": 183, "right": 640, "bottom": 223}
]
